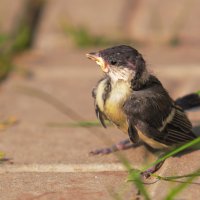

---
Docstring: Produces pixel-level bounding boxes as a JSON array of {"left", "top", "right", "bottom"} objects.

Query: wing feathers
[
  {"left": 95, "top": 105, "right": 107, "bottom": 128},
  {"left": 128, "top": 120, "right": 139, "bottom": 143},
  {"left": 162, "top": 108, "right": 196, "bottom": 145}
]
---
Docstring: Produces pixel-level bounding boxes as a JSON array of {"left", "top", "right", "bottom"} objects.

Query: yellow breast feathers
[{"left": 96, "top": 79, "right": 131, "bottom": 133}]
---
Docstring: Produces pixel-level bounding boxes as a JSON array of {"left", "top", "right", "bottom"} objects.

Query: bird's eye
[{"left": 110, "top": 60, "right": 117, "bottom": 65}]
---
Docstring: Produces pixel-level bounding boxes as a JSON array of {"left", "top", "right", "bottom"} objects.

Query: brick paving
[
  {"left": 1, "top": 0, "right": 200, "bottom": 199},
  {"left": 0, "top": 48, "right": 199, "bottom": 199}
]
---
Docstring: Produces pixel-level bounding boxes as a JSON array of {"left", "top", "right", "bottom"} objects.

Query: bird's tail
[{"left": 175, "top": 91, "right": 200, "bottom": 111}]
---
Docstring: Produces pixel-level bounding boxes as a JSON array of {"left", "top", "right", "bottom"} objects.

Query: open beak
[{"left": 86, "top": 52, "right": 109, "bottom": 73}]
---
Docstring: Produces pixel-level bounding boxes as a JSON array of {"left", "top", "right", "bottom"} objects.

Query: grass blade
[
  {"left": 164, "top": 168, "right": 200, "bottom": 200},
  {"left": 152, "top": 171, "right": 200, "bottom": 181},
  {"left": 47, "top": 121, "right": 111, "bottom": 128},
  {"left": 16, "top": 85, "right": 81, "bottom": 121},
  {"left": 142, "top": 137, "right": 200, "bottom": 172},
  {"left": 196, "top": 90, "right": 200, "bottom": 95},
  {"left": 116, "top": 154, "right": 151, "bottom": 200}
]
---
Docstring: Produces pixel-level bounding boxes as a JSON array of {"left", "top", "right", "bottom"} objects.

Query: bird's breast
[{"left": 96, "top": 80, "right": 131, "bottom": 133}]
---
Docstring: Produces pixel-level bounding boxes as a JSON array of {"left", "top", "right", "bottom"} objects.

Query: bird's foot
[
  {"left": 89, "top": 139, "right": 134, "bottom": 155},
  {"left": 141, "top": 168, "right": 155, "bottom": 179},
  {"left": 141, "top": 160, "right": 165, "bottom": 179}
]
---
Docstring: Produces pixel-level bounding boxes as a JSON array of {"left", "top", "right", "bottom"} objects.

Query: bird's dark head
[{"left": 86, "top": 45, "right": 147, "bottom": 82}]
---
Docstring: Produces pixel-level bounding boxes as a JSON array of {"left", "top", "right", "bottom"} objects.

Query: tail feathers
[{"left": 175, "top": 93, "right": 200, "bottom": 111}]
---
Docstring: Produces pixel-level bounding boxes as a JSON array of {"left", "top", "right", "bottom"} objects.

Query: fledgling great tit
[
  {"left": 88, "top": 86, "right": 200, "bottom": 156},
  {"left": 86, "top": 45, "right": 198, "bottom": 177}
]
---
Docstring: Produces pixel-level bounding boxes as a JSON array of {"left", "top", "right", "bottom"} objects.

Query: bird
[
  {"left": 86, "top": 45, "right": 198, "bottom": 177},
  {"left": 89, "top": 83, "right": 200, "bottom": 156}
]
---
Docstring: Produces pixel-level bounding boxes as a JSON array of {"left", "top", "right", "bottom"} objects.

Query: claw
[{"left": 141, "top": 160, "right": 165, "bottom": 179}]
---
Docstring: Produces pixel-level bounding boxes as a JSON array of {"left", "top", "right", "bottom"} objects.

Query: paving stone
[
  {"left": 0, "top": 0, "right": 26, "bottom": 34},
  {"left": 0, "top": 172, "right": 136, "bottom": 200},
  {"left": 0, "top": 49, "right": 199, "bottom": 200},
  {"left": 33, "top": 0, "right": 200, "bottom": 49},
  {"left": 0, "top": 73, "right": 148, "bottom": 166},
  {"left": 3, "top": 50, "right": 199, "bottom": 165},
  {"left": 34, "top": 0, "right": 130, "bottom": 49},
  {"left": 0, "top": 50, "right": 152, "bottom": 166},
  {"left": 1, "top": 0, "right": 200, "bottom": 50},
  {"left": 147, "top": 149, "right": 200, "bottom": 200},
  {"left": 127, "top": 0, "right": 200, "bottom": 43}
]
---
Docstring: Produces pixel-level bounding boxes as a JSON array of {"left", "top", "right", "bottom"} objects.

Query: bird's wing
[
  {"left": 158, "top": 106, "right": 196, "bottom": 145},
  {"left": 127, "top": 119, "right": 139, "bottom": 143},
  {"left": 132, "top": 111, "right": 196, "bottom": 147},
  {"left": 92, "top": 77, "right": 108, "bottom": 128},
  {"left": 123, "top": 86, "right": 196, "bottom": 147},
  {"left": 92, "top": 76, "right": 108, "bottom": 99},
  {"left": 95, "top": 105, "right": 107, "bottom": 128}
]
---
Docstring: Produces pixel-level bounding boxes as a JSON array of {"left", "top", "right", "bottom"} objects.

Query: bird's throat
[{"left": 108, "top": 67, "right": 134, "bottom": 84}]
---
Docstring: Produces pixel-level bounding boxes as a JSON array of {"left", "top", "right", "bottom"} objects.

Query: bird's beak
[{"left": 86, "top": 52, "right": 109, "bottom": 73}]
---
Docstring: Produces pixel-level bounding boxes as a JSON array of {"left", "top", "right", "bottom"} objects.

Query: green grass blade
[
  {"left": 129, "top": 171, "right": 151, "bottom": 200},
  {"left": 0, "top": 151, "right": 6, "bottom": 164},
  {"left": 47, "top": 121, "right": 111, "bottom": 128},
  {"left": 196, "top": 90, "right": 200, "bottom": 95},
  {"left": 116, "top": 154, "right": 151, "bottom": 200},
  {"left": 164, "top": 168, "right": 200, "bottom": 200},
  {"left": 16, "top": 85, "right": 82, "bottom": 121},
  {"left": 0, "top": 152, "right": 5, "bottom": 160},
  {"left": 151, "top": 171, "right": 200, "bottom": 181},
  {"left": 142, "top": 137, "right": 200, "bottom": 172},
  {"left": 0, "top": 34, "right": 9, "bottom": 47}
]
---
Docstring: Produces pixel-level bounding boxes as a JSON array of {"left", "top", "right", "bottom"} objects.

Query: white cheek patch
[{"left": 109, "top": 67, "right": 134, "bottom": 82}]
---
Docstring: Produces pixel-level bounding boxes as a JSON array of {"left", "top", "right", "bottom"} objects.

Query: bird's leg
[
  {"left": 89, "top": 139, "right": 136, "bottom": 155},
  {"left": 141, "top": 156, "right": 165, "bottom": 178}
]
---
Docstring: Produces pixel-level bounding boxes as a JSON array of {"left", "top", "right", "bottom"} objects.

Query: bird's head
[{"left": 86, "top": 45, "right": 147, "bottom": 83}]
